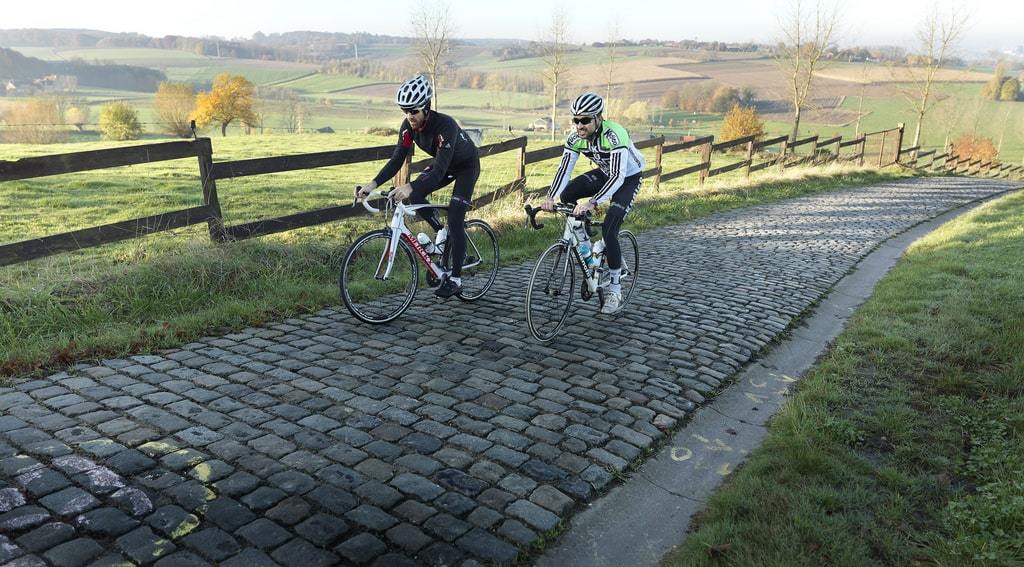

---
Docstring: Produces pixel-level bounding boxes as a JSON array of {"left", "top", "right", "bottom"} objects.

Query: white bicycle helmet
[
  {"left": 396, "top": 74, "right": 433, "bottom": 110},
  {"left": 571, "top": 92, "right": 604, "bottom": 116}
]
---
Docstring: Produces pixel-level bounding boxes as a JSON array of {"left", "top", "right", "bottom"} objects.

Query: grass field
[
  {"left": 52, "top": 47, "right": 212, "bottom": 66},
  {"left": 270, "top": 73, "right": 377, "bottom": 93},
  {"left": 834, "top": 83, "right": 1024, "bottom": 163},
  {"left": 0, "top": 131, "right": 911, "bottom": 377},
  {"left": 665, "top": 190, "right": 1024, "bottom": 566},
  {"left": 815, "top": 61, "right": 991, "bottom": 84}
]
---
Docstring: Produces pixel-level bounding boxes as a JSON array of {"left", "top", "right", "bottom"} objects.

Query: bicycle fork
[{"left": 375, "top": 228, "right": 445, "bottom": 282}]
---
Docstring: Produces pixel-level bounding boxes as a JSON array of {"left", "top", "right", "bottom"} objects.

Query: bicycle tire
[
  {"left": 617, "top": 230, "right": 640, "bottom": 309},
  {"left": 340, "top": 231, "right": 419, "bottom": 324},
  {"left": 526, "top": 242, "right": 575, "bottom": 342},
  {"left": 456, "top": 219, "right": 500, "bottom": 302}
]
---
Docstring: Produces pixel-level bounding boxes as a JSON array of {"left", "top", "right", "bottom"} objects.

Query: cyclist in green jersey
[{"left": 541, "top": 92, "right": 645, "bottom": 314}]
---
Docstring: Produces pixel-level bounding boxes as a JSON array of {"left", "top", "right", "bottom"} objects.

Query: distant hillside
[
  {"left": 0, "top": 28, "right": 416, "bottom": 63},
  {"left": 0, "top": 46, "right": 48, "bottom": 80},
  {"left": 0, "top": 47, "right": 166, "bottom": 91}
]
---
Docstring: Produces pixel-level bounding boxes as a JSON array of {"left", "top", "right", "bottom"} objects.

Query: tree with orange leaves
[{"left": 192, "top": 73, "right": 257, "bottom": 136}]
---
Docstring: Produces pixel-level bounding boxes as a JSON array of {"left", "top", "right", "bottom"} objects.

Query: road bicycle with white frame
[
  {"left": 340, "top": 188, "right": 499, "bottom": 324},
  {"left": 523, "top": 203, "right": 639, "bottom": 341}
]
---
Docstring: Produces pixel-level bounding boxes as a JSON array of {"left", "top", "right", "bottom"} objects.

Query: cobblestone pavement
[{"left": 1, "top": 178, "right": 1017, "bottom": 566}]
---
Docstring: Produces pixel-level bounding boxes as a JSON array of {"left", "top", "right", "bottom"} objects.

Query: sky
[{"left": 3, "top": 0, "right": 1021, "bottom": 54}]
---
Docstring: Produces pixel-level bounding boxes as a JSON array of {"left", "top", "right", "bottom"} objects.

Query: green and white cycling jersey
[{"left": 547, "top": 119, "right": 646, "bottom": 205}]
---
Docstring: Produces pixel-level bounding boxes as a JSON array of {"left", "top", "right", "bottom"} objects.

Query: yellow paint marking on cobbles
[{"left": 671, "top": 447, "right": 693, "bottom": 462}]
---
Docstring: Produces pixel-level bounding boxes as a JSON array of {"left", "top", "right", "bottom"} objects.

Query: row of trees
[
  {"left": 0, "top": 97, "right": 140, "bottom": 143},
  {"left": 660, "top": 85, "right": 757, "bottom": 114},
  {"left": 981, "top": 63, "right": 1022, "bottom": 102},
  {"left": 0, "top": 73, "right": 260, "bottom": 143}
]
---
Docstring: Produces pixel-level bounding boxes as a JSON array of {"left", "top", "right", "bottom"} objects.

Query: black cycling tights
[
  {"left": 410, "top": 164, "right": 479, "bottom": 278},
  {"left": 559, "top": 170, "right": 641, "bottom": 270}
]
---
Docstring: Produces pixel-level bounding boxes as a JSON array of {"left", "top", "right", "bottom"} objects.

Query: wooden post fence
[{"left": 5, "top": 120, "right": 986, "bottom": 269}]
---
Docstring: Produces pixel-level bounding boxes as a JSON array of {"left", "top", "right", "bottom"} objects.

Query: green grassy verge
[
  {"left": 664, "top": 190, "right": 1024, "bottom": 566},
  {"left": 0, "top": 161, "right": 911, "bottom": 380}
]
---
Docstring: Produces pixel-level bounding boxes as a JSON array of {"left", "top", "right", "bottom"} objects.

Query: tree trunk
[
  {"left": 790, "top": 106, "right": 802, "bottom": 144},
  {"left": 913, "top": 110, "right": 925, "bottom": 148},
  {"left": 551, "top": 83, "right": 558, "bottom": 142}
]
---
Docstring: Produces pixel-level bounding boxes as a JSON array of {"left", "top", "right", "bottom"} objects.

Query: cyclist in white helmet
[
  {"left": 356, "top": 74, "right": 481, "bottom": 299},
  {"left": 541, "top": 91, "right": 645, "bottom": 314}
]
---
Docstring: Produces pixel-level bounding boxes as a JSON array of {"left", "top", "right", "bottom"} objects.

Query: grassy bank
[
  {"left": 664, "top": 191, "right": 1024, "bottom": 566},
  {"left": 1, "top": 159, "right": 911, "bottom": 379}
]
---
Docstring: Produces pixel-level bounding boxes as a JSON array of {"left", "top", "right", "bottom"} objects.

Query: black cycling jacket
[{"left": 372, "top": 111, "right": 479, "bottom": 192}]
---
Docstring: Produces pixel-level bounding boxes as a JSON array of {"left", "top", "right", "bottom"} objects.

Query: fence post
[
  {"left": 877, "top": 130, "right": 887, "bottom": 168},
  {"left": 858, "top": 135, "right": 866, "bottom": 166},
  {"left": 397, "top": 148, "right": 412, "bottom": 186},
  {"left": 809, "top": 136, "right": 819, "bottom": 165},
  {"left": 744, "top": 139, "right": 754, "bottom": 178},
  {"left": 894, "top": 123, "right": 905, "bottom": 165},
  {"left": 833, "top": 136, "right": 842, "bottom": 163},
  {"left": 699, "top": 138, "right": 713, "bottom": 186},
  {"left": 654, "top": 139, "right": 663, "bottom": 190},
  {"left": 196, "top": 137, "right": 226, "bottom": 243},
  {"left": 516, "top": 139, "right": 527, "bottom": 203},
  {"left": 778, "top": 139, "right": 789, "bottom": 173}
]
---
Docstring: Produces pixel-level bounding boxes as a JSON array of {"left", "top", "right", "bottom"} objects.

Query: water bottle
[
  {"left": 573, "top": 223, "right": 596, "bottom": 268},
  {"left": 591, "top": 239, "right": 605, "bottom": 261},
  {"left": 416, "top": 233, "right": 435, "bottom": 254},
  {"left": 434, "top": 227, "right": 448, "bottom": 252}
]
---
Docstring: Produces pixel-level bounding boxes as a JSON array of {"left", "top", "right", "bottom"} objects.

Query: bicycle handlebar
[
  {"left": 354, "top": 187, "right": 395, "bottom": 214},
  {"left": 524, "top": 203, "right": 588, "bottom": 231}
]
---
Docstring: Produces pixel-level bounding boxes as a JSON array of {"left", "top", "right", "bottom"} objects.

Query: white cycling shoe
[{"left": 601, "top": 291, "right": 623, "bottom": 314}]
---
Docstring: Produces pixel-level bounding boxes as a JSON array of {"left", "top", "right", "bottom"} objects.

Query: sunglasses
[
  {"left": 403, "top": 108, "right": 423, "bottom": 116},
  {"left": 571, "top": 116, "right": 594, "bottom": 125}
]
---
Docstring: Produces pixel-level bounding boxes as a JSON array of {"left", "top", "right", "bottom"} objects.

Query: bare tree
[
  {"left": 411, "top": 0, "right": 455, "bottom": 110},
  {"left": 896, "top": 4, "right": 969, "bottom": 148},
  {"left": 283, "top": 101, "right": 305, "bottom": 133},
  {"left": 541, "top": 9, "right": 572, "bottom": 141},
  {"left": 602, "top": 19, "right": 621, "bottom": 103},
  {"left": 775, "top": 0, "right": 840, "bottom": 143}
]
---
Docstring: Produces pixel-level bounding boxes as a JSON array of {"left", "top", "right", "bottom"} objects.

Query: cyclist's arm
[
  {"left": 546, "top": 148, "right": 579, "bottom": 200},
  {"left": 372, "top": 122, "right": 413, "bottom": 187},
  {"left": 410, "top": 119, "right": 459, "bottom": 193},
  {"left": 590, "top": 146, "right": 628, "bottom": 205}
]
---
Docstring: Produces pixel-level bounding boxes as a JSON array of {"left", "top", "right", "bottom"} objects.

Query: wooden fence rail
[{"left": 2, "top": 121, "right": 1021, "bottom": 267}]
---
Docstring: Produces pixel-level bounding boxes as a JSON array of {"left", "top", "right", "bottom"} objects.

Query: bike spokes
[
  {"left": 526, "top": 243, "right": 575, "bottom": 341},
  {"left": 341, "top": 232, "right": 418, "bottom": 324}
]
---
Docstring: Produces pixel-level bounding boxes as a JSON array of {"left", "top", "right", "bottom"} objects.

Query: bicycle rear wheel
[
  {"left": 340, "top": 231, "right": 419, "bottom": 324},
  {"left": 526, "top": 242, "right": 575, "bottom": 342},
  {"left": 457, "top": 219, "right": 499, "bottom": 301},
  {"left": 617, "top": 230, "right": 640, "bottom": 308}
]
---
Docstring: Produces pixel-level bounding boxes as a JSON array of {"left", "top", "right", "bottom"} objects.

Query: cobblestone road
[{"left": 1, "top": 178, "right": 1017, "bottom": 566}]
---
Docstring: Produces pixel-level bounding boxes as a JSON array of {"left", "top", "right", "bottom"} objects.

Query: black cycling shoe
[{"left": 435, "top": 278, "right": 462, "bottom": 299}]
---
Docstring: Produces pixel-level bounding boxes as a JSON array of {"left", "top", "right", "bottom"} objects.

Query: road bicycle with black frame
[
  {"left": 523, "top": 203, "right": 639, "bottom": 341},
  {"left": 340, "top": 188, "right": 499, "bottom": 324}
]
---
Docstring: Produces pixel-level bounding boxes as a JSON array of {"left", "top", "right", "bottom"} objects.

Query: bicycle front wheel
[
  {"left": 340, "top": 231, "right": 419, "bottom": 324},
  {"left": 457, "top": 219, "right": 499, "bottom": 301},
  {"left": 526, "top": 242, "right": 575, "bottom": 342},
  {"left": 617, "top": 230, "right": 640, "bottom": 308}
]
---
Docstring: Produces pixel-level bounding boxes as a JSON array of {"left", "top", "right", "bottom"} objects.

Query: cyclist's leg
[
  {"left": 601, "top": 173, "right": 642, "bottom": 274},
  {"left": 410, "top": 167, "right": 456, "bottom": 232},
  {"left": 559, "top": 169, "right": 606, "bottom": 205},
  {"left": 446, "top": 162, "right": 479, "bottom": 279}
]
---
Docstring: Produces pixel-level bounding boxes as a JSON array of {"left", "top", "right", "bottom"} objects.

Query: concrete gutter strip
[{"left": 535, "top": 189, "right": 1020, "bottom": 567}]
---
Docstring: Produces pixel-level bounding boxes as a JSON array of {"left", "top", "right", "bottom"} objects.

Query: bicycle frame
[
  {"left": 360, "top": 190, "right": 487, "bottom": 284},
  {"left": 527, "top": 204, "right": 604, "bottom": 295}
]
